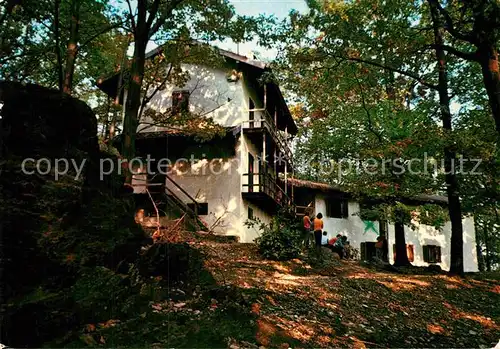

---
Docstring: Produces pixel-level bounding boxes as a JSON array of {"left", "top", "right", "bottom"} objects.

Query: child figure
[{"left": 313, "top": 213, "right": 324, "bottom": 247}]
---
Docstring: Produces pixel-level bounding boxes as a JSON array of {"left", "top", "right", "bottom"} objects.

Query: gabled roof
[
  {"left": 285, "top": 177, "right": 449, "bottom": 205},
  {"left": 144, "top": 44, "right": 268, "bottom": 70},
  {"left": 96, "top": 42, "right": 297, "bottom": 135}
]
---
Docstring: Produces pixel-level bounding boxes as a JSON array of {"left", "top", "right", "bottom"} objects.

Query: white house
[
  {"left": 98, "top": 44, "right": 297, "bottom": 243},
  {"left": 97, "top": 44, "right": 479, "bottom": 272},
  {"left": 288, "top": 177, "right": 479, "bottom": 272}
]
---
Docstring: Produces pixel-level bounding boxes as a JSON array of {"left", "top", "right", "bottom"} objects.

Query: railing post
[{"left": 263, "top": 84, "right": 267, "bottom": 110}]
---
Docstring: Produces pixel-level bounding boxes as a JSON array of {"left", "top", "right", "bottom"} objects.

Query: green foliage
[
  {"left": 246, "top": 207, "right": 303, "bottom": 261},
  {"left": 72, "top": 266, "right": 144, "bottom": 321},
  {"left": 419, "top": 204, "right": 450, "bottom": 231},
  {"left": 0, "top": 0, "right": 126, "bottom": 94},
  {"left": 358, "top": 201, "right": 449, "bottom": 231}
]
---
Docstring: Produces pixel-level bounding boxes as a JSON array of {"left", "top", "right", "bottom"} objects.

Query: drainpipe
[{"left": 263, "top": 84, "right": 267, "bottom": 110}]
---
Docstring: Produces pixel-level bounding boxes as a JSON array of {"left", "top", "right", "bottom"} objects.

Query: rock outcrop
[{"left": 0, "top": 82, "right": 143, "bottom": 347}]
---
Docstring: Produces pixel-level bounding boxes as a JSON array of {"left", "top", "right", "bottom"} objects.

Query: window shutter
[{"left": 407, "top": 244, "right": 414, "bottom": 262}]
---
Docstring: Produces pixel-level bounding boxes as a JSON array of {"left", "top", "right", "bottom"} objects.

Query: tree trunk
[
  {"left": 54, "top": 0, "right": 63, "bottom": 91},
  {"left": 122, "top": 0, "right": 149, "bottom": 184},
  {"left": 62, "top": 0, "right": 81, "bottom": 95},
  {"left": 484, "top": 225, "right": 492, "bottom": 272},
  {"left": 109, "top": 37, "right": 130, "bottom": 141},
  {"left": 478, "top": 45, "right": 500, "bottom": 136},
  {"left": 476, "top": 243, "right": 484, "bottom": 272},
  {"left": 122, "top": 40, "right": 147, "bottom": 181},
  {"left": 394, "top": 217, "right": 410, "bottom": 267},
  {"left": 474, "top": 215, "right": 485, "bottom": 272},
  {"left": 429, "top": 0, "right": 464, "bottom": 275}
]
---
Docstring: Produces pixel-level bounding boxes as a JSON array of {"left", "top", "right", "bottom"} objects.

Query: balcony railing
[
  {"left": 242, "top": 170, "right": 291, "bottom": 206},
  {"left": 242, "top": 108, "right": 293, "bottom": 167}
]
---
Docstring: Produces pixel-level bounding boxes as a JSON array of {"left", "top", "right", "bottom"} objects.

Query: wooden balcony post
[
  {"left": 284, "top": 159, "right": 288, "bottom": 195},
  {"left": 263, "top": 84, "right": 267, "bottom": 110},
  {"left": 274, "top": 105, "right": 278, "bottom": 127},
  {"left": 263, "top": 132, "right": 266, "bottom": 166}
]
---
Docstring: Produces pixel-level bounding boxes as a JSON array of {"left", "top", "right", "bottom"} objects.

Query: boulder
[
  {"left": 0, "top": 82, "right": 143, "bottom": 347},
  {"left": 0, "top": 81, "right": 99, "bottom": 161}
]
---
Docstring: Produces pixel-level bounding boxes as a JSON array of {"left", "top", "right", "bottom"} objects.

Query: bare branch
[
  {"left": 148, "top": 0, "right": 185, "bottom": 38},
  {"left": 333, "top": 54, "right": 438, "bottom": 90},
  {"left": 432, "top": 0, "right": 476, "bottom": 44},
  {"left": 422, "top": 43, "right": 479, "bottom": 61},
  {"left": 353, "top": 75, "right": 383, "bottom": 143},
  {"left": 125, "top": 0, "right": 136, "bottom": 34},
  {"left": 77, "top": 21, "right": 124, "bottom": 52}
]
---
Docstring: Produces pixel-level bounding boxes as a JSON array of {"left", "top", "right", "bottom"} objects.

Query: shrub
[{"left": 246, "top": 207, "right": 303, "bottom": 261}]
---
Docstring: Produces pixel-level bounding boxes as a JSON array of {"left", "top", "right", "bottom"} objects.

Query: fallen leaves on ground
[
  {"left": 75, "top": 239, "right": 500, "bottom": 348},
  {"left": 199, "top": 241, "right": 500, "bottom": 348}
]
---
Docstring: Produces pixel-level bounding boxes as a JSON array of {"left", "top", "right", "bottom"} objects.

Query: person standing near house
[
  {"left": 302, "top": 212, "right": 312, "bottom": 248},
  {"left": 313, "top": 213, "right": 324, "bottom": 247}
]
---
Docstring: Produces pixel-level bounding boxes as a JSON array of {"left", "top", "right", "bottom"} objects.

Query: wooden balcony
[
  {"left": 241, "top": 108, "right": 293, "bottom": 168},
  {"left": 242, "top": 170, "right": 291, "bottom": 212}
]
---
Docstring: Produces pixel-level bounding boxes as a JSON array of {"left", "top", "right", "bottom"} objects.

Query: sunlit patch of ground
[
  {"left": 426, "top": 323, "right": 450, "bottom": 336},
  {"left": 199, "top": 242, "right": 500, "bottom": 348}
]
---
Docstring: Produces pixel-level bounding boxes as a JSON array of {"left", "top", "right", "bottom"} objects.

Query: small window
[
  {"left": 248, "top": 206, "right": 254, "bottom": 220},
  {"left": 187, "top": 202, "right": 208, "bottom": 215},
  {"left": 393, "top": 244, "right": 415, "bottom": 262},
  {"left": 172, "top": 90, "right": 190, "bottom": 113},
  {"left": 423, "top": 245, "right": 441, "bottom": 263},
  {"left": 326, "top": 198, "right": 348, "bottom": 218}
]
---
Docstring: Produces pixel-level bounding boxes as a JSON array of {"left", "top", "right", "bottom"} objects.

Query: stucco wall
[
  {"left": 129, "top": 132, "right": 273, "bottom": 243},
  {"left": 128, "top": 61, "right": 276, "bottom": 243},
  {"left": 239, "top": 132, "right": 273, "bottom": 242},
  {"left": 314, "top": 193, "right": 479, "bottom": 272},
  {"left": 138, "top": 63, "right": 248, "bottom": 132},
  {"left": 163, "top": 132, "right": 273, "bottom": 243}
]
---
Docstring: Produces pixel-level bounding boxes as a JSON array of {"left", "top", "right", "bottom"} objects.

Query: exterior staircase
[{"left": 134, "top": 173, "right": 208, "bottom": 234}]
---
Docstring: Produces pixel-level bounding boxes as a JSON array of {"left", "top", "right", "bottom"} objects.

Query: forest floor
[{"left": 82, "top": 240, "right": 500, "bottom": 348}]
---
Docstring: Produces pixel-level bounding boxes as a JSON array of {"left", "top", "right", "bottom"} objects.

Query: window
[
  {"left": 187, "top": 202, "right": 208, "bottom": 215},
  {"left": 248, "top": 206, "right": 254, "bottom": 220},
  {"left": 393, "top": 244, "right": 415, "bottom": 262},
  {"left": 172, "top": 90, "right": 190, "bottom": 113},
  {"left": 423, "top": 245, "right": 441, "bottom": 263},
  {"left": 326, "top": 198, "right": 348, "bottom": 218}
]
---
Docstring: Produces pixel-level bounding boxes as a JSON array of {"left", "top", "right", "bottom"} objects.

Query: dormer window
[{"left": 172, "top": 90, "right": 190, "bottom": 113}]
